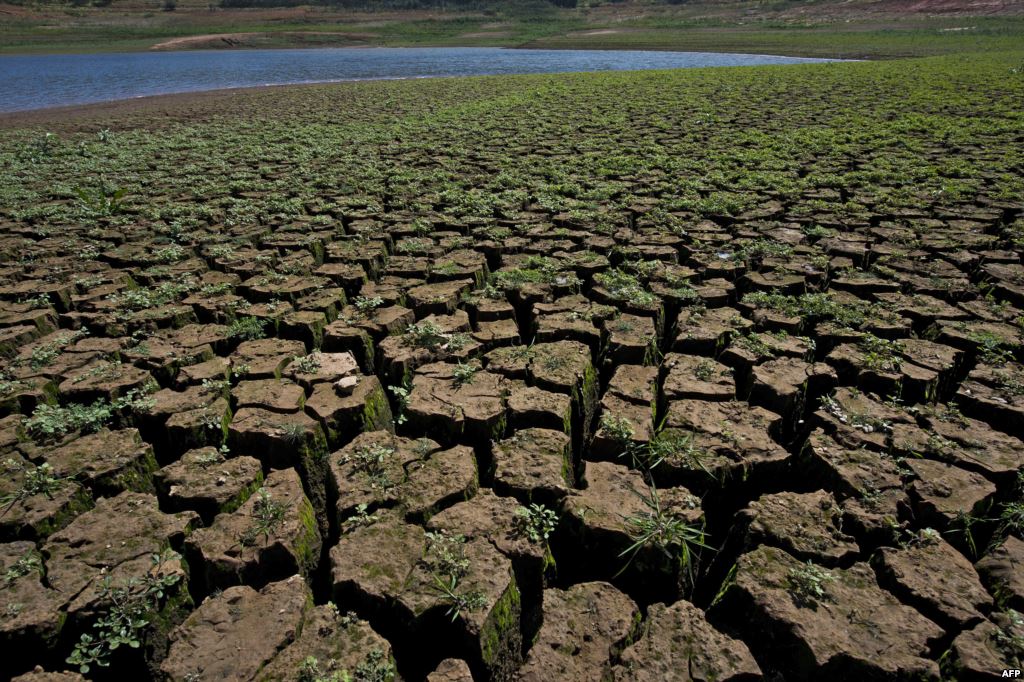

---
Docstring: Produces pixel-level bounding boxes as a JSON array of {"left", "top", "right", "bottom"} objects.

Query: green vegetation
[
  {"left": 0, "top": 460, "right": 64, "bottom": 511},
  {"left": 68, "top": 550, "right": 183, "bottom": 674},
  {"left": 619, "top": 485, "right": 708, "bottom": 584},
  {"left": 23, "top": 389, "right": 156, "bottom": 443},
  {"left": 786, "top": 561, "right": 836, "bottom": 608},
  {"left": 425, "top": 530, "right": 488, "bottom": 621},
  {"left": 340, "top": 442, "right": 395, "bottom": 492},
  {"left": 238, "top": 486, "right": 287, "bottom": 546},
  {"left": 513, "top": 503, "right": 558, "bottom": 545},
  {"left": 228, "top": 316, "right": 268, "bottom": 340}
]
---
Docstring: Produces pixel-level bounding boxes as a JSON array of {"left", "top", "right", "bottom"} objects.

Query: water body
[{"left": 0, "top": 47, "right": 835, "bottom": 113}]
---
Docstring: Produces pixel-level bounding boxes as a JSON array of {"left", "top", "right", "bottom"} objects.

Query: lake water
[{"left": 0, "top": 47, "right": 834, "bottom": 113}]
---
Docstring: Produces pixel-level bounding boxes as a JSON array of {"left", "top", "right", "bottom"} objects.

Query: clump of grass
[{"left": 618, "top": 485, "right": 709, "bottom": 587}]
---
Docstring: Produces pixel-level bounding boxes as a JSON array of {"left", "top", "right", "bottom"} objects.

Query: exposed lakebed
[{"left": 0, "top": 46, "right": 835, "bottom": 112}]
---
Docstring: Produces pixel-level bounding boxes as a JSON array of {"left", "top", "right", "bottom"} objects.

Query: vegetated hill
[{"left": 208, "top": 0, "right": 1024, "bottom": 16}]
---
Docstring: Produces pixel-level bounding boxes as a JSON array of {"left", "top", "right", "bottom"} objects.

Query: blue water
[{"left": 0, "top": 47, "right": 834, "bottom": 113}]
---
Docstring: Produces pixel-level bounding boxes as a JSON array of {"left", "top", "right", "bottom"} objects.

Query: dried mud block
[
  {"left": 672, "top": 306, "right": 752, "bottom": 355},
  {"left": 58, "top": 360, "right": 154, "bottom": 404},
  {"left": 493, "top": 428, "right": 573, "bottom": 505},
  {"left": 0, "top": 454, "right": 93, "bottom": 541},
  {"left": 43, "top": 428, "right": 157, "bottom": 497},
  {"left": 283, "top": 351, "right": 360, "bottom": 390},
  {"left": 505, "top": 381, "right": 572, "bottom": 437},
  {"left": 0, "top": 542, "right": 66, "bottom": 673},
  {"left": 611, "top": 599, "right": 761, "bottom": 682},
  {"left": 405, "top": 362, "right": 508, "bottom": 445},
  {"left": 427, "top": 489, "right": 551, "bottom": 638},
  {"left": 749, "top": 357, "right": 836, "bottom": 422},
  {"left": 43, "top": 492, "right": 197, "bottom": 629},
  {"left": 185, "top": 468, "right": 320, "bottom": 594},
  {"left": 891, "top": 410, "right": 1024, "bottom": 485},
  {"left": 330, "top": 513, "right": 522, "bottom": 681},
  {"left": 231, "top": 338, "right": 306, "bottom": 379},
  {"left": 799, "top": 430, "right": 907, "bottom": 543},
  {"left": 975, "top": 535, "right": 1024, "bottom": 612},
  {"left": 256, "top": 605, "right": 395, "bottom": 681},
  {"left": 733, "top": 490, "right": 859, "bottom": 567},
  {"left": 155, "top": 447, "right": 264, "bottom": 524},
  {"left": 905, "top": 458, "right": 997, "bottom": 528},
  {"left": 231, "top": 378, "right": 305, "bottom": 414},
  {"left": 663, "top": 399, "right": 789, "bottom": 486},
  {"left": 814, "top": 387, "right": 914, "bottom": 453},
  {"left": 956, "top": 360, "right": 1024, "bottom": 437},
  {"left": 606, "top": 364, "right": 658, "bottom": 408},
  {"left": 603, "top": 313, "right": 658, "bottom": 365},
  {"left": 872, "top": 530, "right": 991, "bottom": 629},
  {"left": 427, "top": 658, "right": 473, "bottom": 682},
  {"left": 401, "top": 444, "right": 479, "bottom": 523},
  {"left": 662, "top": 353, "right": 735, "bottom": 402},
  {"left": 562, "top": 461, "right": 702, "bottom": 598},
  {"left": 329, "top": 431, "right": 439, "bottom": 521},
  {"left": 943, "top": 613, "right": 1024, "bottom": 682},
  {"left": 714, "top": 545, "right": 943, "bottom": 681},
  {"left": 590, "top": 392, "right": 654, "bottom": 461},
  {"left": 305, "top": 374, "right": 393, "bottom": 448},
  {"left": 518, "top": 582, "right": 639, "bottom": 682},
  {"left": 160, "top": 575, "right": 310, "bottom": 682}
]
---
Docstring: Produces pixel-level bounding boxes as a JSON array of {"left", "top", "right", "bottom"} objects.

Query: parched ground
[{"left": 1, "top": 49, "right": 1023, "bottom": 680}]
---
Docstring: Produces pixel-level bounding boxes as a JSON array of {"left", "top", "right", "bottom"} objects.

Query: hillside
[{"left": 1, "top": 0, "right": 1022, "bottom": 55}]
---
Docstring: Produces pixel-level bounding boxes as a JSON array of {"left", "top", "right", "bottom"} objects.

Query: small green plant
[
  {"left": 513, "top": 504, "right": 558, "bottom": 544},
  {"left": 3, "top": 550, "right": 42, "bottom": 586},
  {"left": 425, "top": 530, "right": 471, "bottom": 579},
  {"left": 278, "top": 422, "right": 307, "bottom": 445},
  {"left": 239, "top": 487, "right": 286, "bottom": 547},
  {"left": 75, "top": 181, "right": 128, "bottom": 216},
  {"left": 354, "top": 648, "right": 396, "bottom": 682},
  {"left": 786, "top": 561, "right": 836, "bottom": 608},
  {"left": 0, "top": 460, "right": 64, "bottom": 511},
  {"left": 67, "top": 551, "right": 182, "bottom": 673},
  {"left": 341, "top": 503, "right": 379, "bottom": 534},
  {"left": 451, "top": 362, "right": 479, "bottom": 387},
  {"left": 601, "top": 413, "right": 635, "bottom": 445},
  {"left": 991, "top": 610, "right": 1024, "bottom": 664},
  {"left": 340, "top": 443, "right": 395, "bottom": 492},
  {"left": 693, "top": 359, "right": 716, "bottom": 381},
  {"left": 291, "top": 353, "right": 322, "bottom": 375},
  {"left": 594, "top": 268, "right": 658, "bottom": 308},
  {"left": 228, "top": 316, "right": 267, "bottom": 341},
  {"left": 24, "top": 132, "right": 58, "bottom": 161},
  {"left": 431, "top": 573, "right": 488, "bottom": 623},
  {"left": 388, "top": 385, "right": 410, "bottom": 425},
  {"left": 298, "top": 655, "right": 350, "bottom": 682},
  {"left": 859, "top": 334, "right": 904, "bottom": 373},
  {"left": 153, "top": 244, "right": 186, "bottom": 263},
  {"left": 423, "top": 530, "right": 488, "bottom": 621},
  {"left": 353, "top": 296, "right": 384, "bottom": 315}
]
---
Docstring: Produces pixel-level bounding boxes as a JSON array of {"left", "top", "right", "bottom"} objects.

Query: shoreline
[{"left": 0, "top": 49, "right": 846, "bottom": 122}]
